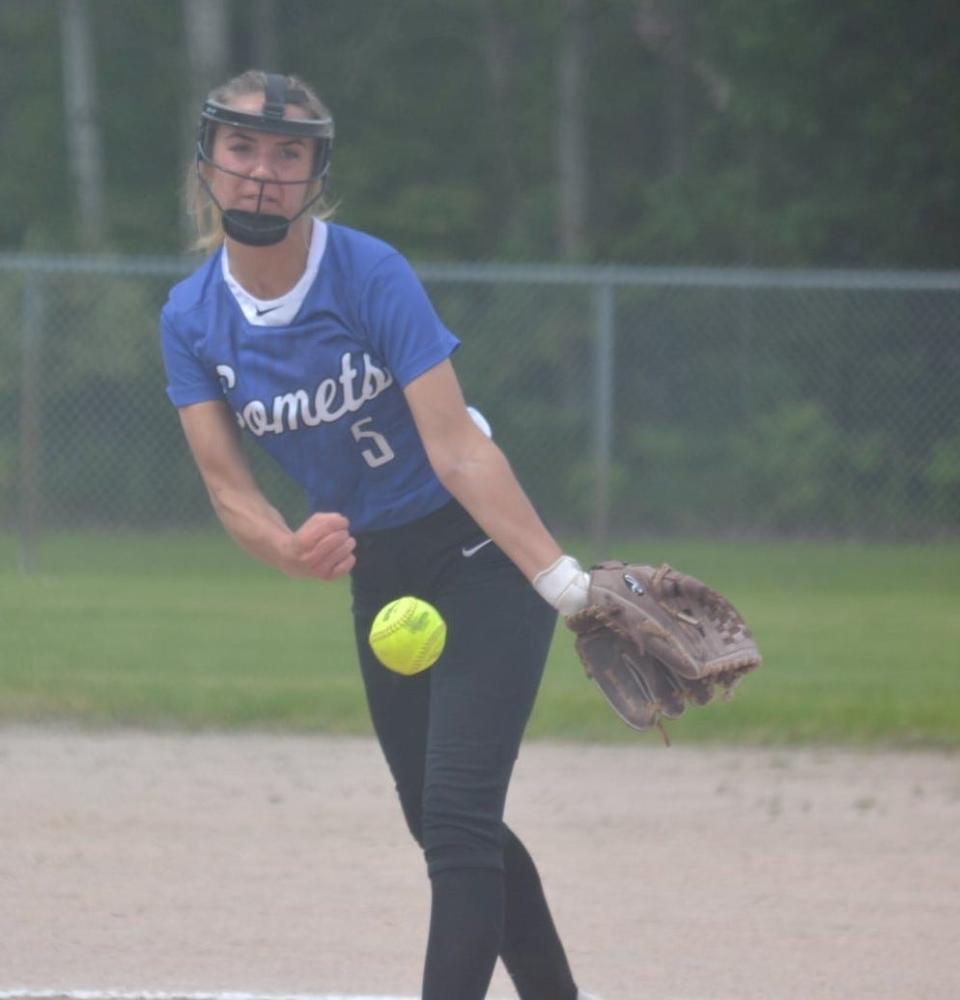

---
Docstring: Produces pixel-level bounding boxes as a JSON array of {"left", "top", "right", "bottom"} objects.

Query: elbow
[
  {"left": 425, "top": 437, "right": 474, "bottom": 491},
  {"left": 429, "top": 452, "right": 464, "bottom": 492},
  {"left": 204, "top": 481, "right": 231, "bottom": 520},
  {"left": 428, "top": 437, "right": 497, "bottom": 493}
]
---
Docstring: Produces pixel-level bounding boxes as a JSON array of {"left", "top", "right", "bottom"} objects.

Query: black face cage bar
[{"left": 197, "top": 73, "right": 335, "bottom": 182}]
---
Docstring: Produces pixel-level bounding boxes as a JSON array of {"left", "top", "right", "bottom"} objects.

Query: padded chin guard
[{"left": 222, "top": 209, "right": 291, "bottom": 247}]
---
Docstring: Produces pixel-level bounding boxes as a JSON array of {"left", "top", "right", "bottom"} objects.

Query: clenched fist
[{"left": 288, "top": 512, "right": 356, "bottom": 580}]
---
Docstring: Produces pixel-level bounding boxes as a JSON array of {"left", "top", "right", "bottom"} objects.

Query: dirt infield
[{"left": 1, "top": 728, "right": 957, "bottom": 999}]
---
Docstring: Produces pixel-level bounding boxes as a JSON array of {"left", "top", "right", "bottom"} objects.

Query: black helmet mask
[{"left": 196, "top": 73, "right": 334, "bottom": 247}]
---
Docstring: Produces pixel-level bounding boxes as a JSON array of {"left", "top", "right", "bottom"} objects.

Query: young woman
[{"left": 160, "top": 69, "right": 600, "bottom": 1000}]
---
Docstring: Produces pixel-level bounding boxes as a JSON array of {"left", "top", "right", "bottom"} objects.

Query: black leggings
[{"left": 350, "top": 500, "right": 578, "bottom": 1000}]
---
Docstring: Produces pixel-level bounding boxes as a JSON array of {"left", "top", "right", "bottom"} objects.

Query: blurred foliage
[
  {"left": 2, "top": 1, "right": 958, "bottom": 541},
  {"left": 2, "top": 0, "right": 959, "bottom": 265},
  {"left": 2, "top": 266, "right": 956, "bottom": 539}
]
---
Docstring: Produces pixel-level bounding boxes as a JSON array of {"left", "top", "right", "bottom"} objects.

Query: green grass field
[{"left": 2, "top": 532, "right": 958, "bottom": 746}]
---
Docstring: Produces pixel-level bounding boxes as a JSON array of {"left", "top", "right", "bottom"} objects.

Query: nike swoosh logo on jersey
[
  {"left": 255, "top": 304, "right": 281, "bottom": 316},
  {"left": 462, "top": 538, "right": 493, "bottom": 558}
]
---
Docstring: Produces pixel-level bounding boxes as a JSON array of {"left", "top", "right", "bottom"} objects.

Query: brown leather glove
[{"left": 566, "top": 562, "right": 762, "bottom": 742}]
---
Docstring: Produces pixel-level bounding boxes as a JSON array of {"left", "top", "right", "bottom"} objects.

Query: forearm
[
  {"left": 206, "top": 482, "right": 297, "bottom": 574},
  {"left": 178, "top": 401, "right": 353, "bottom": 580},
  {"left": 402, "top": 362, "right": 590, "bottom": 611},
  {"left": 438, "top": 444, "right": 589, "bottom": 614},
  {"left": 435, "top": 441, "right": 563, "bottom": 582}
]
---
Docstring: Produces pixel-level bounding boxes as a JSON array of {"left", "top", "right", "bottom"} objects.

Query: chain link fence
[{"left": 2, "top": 254, "right": 959, "bottom": 567}]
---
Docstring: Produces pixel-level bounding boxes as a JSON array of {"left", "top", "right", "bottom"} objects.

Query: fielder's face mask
[{"left": 196, "top": 73, "right": 334, "bottom": 247}]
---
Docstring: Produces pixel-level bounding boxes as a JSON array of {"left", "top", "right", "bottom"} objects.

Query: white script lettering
[{"left": 220, "top": 353, "right": 395, "bottom": 436}]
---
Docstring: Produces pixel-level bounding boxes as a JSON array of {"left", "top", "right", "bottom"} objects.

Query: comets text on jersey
[{"left": 216, "top": 351, "right": 394, "bottom": 437}]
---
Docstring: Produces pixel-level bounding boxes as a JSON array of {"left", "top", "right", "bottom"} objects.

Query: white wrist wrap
[{"left": 533, "top": 555, "right": 591, "bottom": 616}]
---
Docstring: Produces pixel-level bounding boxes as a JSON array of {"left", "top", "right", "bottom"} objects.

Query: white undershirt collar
[{"left": 222, "top": 217, "right": 328, "bottom": 327}]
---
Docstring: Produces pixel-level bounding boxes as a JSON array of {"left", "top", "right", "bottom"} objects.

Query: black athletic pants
[{"left": 351, "top": 499, "right": 578, "bottom": 1000}]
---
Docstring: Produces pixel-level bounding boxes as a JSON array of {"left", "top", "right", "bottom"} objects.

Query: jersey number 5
[{"left": 351, "top": 417, "right": 395, "bottom": 468}]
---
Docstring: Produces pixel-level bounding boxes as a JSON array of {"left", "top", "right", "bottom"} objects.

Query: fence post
[
  {"left": 19, "top": 274, "right": 42, "bottom": 574},
  {"left": 592, "top": 282, "right": 615, "bottom": 544}
]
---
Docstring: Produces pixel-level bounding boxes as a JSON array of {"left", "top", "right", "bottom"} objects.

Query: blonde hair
[{"left": 185, "top": 69, "right": 335, "bottom": 254}]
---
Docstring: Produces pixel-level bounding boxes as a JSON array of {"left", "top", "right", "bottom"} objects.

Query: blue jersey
[{"left": 160, "top": 221, "right": 460, "bottom": 532}]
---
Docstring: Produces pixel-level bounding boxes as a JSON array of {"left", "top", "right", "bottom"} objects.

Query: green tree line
[{"left": 3, "top": 0, "right": 959, "bottom": 266}]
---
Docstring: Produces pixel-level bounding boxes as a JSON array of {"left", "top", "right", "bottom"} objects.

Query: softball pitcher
[{"left": 160, "top": 70, "right": 601, "bottom": 1000}]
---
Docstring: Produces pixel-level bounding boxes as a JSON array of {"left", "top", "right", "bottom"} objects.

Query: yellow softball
[{"left": 369, "top": 596, "right": 447, "bottom": 675}]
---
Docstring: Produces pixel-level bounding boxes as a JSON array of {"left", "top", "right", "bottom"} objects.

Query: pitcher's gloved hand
[{"left": 565, "top": 562, "right": 762, "bottom": 743}]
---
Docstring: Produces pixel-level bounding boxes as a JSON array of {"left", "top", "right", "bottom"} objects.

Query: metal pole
[
  {"left": 593, "top": 283, "right": 615, "bottom": 544},
  {"left": 19, "top": 275, "right": 42, "bottom": 574}
]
